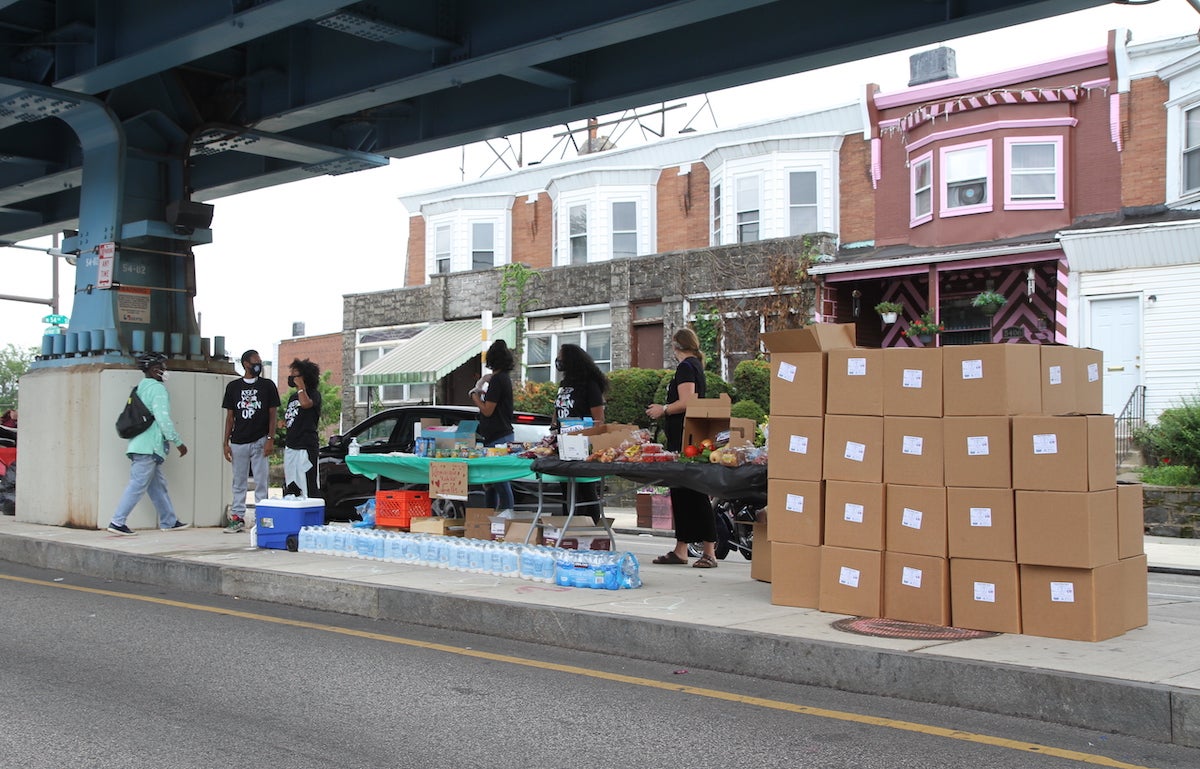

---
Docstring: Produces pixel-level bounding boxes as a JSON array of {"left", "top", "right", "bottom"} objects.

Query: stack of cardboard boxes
[{"left": 762, "top": 325, "right": 1148, "bottom": 641}]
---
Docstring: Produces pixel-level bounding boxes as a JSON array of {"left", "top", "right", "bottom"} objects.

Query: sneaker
[
  {"left": 161, "top": 521, "right": 190, "bottom": 531},
  {"left": 107, "top": 523, "right": 136, "bottom": 536},
  {"left": 223, "top": 518, "right": 245, "bottom": 534}
]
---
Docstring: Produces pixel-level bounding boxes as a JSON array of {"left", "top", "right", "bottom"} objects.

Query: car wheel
[{"left": 431, "top": 497, "right": 464, "bottom": 518}]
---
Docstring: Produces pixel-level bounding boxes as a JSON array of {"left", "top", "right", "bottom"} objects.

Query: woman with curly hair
[
  {"left": 284, "top": 357, "right": 322, "bottom": 497},
  {"left": 552, "top": 342, "right": 609, "bottom": 521}
]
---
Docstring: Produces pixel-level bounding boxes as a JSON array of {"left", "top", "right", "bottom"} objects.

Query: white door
[{"left": 1088, "top": 295, "right": 1141, "bottom": 415}]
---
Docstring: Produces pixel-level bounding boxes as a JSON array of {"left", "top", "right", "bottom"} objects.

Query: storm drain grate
[{"left": 831, "top": 617, "right": 999, "bottom": 641}]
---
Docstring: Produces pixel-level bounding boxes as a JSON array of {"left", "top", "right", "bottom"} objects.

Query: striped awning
[{"left": 352, "top": 317, "right": 516, "bottom": 386}]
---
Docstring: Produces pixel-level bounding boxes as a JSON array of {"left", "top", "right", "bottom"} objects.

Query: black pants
[{"left": 670, "top": 486, "right": 715, "bottom": 542}]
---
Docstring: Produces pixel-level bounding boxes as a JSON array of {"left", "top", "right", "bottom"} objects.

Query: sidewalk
[{"left": 1, "top": 510, "right": 1198, "bottom": 747}]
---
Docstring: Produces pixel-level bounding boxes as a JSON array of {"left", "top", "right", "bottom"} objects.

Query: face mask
[
  {"left": 554, "top": 359, "right": 564, "bottom": 371},
  {"left": 287, "top": 375, "right": 296, "bottom": 388},
  {"left": 158, "top": 371, "right": 171, "bottom": 382},
  {"left": 249, "top": 363, "right": 262, "bottom": 376}
]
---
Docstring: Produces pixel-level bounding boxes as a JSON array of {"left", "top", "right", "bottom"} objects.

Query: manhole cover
[{"left": 831, "top": 617, "right": 998, "bottom": 641}]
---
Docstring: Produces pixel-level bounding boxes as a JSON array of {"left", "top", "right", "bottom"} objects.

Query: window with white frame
[
  {"left": 434, "top": 225, "right": 451, "bottom": 274},
  {"left": 788, "top": 171, "right": 818, "bottom": 235},
  {"left": 736, "top": 175, "right": 760, "bottom": 242},
  {"left": 711, "top": 182, "right": 722, "bottom": 245},
  {"left": 523, "top": 307, "right": 612, "bottom": 383},
  {"left": 1005, "top": 137, "right": 1062, "bottom": 209},
  {"left": 611, "top": 201, "right": 637, "bottom": 258},
  {"left": 1186, "top": 105, "right": 1200, "bottom": 195},
  {"left": 355, "top": 326, "right": 434, "bottom": 405},
  {"left": 569, "top": 204, "right": 588, "bottom": 265},
  {"left": 940, "top": 141, "right": 991, "bottom": 215},
  {"left": 911, "top": 153, "right": 933, "bottom": 224},
  {"left": 471, "top": 222, "right": 495, "bottom": 270}
]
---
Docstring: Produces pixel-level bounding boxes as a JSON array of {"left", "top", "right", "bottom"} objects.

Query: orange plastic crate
[{"left": 375, "top": 490, "right": 431, "bottom": 528}]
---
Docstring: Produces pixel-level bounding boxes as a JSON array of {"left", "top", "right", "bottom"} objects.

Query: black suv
[{"left": 315, "top": 405, "right": 552, "bottom": 521}]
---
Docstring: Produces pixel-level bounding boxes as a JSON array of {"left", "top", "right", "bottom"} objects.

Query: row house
[{"left": 340, "top": 30, "right": 1200, "bottom": 427}]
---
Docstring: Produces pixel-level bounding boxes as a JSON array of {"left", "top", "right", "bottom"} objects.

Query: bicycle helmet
[{"left": 136, "top": 352, "right": 168, "bottom": 371}]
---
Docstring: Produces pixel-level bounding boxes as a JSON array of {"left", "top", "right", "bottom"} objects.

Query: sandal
[
  {"left": 652, "top": 551, "right": 687, "bottom": 565},
  {"left": 692, "top": 555, "right": 718, "bottom": 569}
]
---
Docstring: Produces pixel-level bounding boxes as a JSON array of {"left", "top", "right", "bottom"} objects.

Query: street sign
[
  {"left": 96, "top": 242, "right": 115, "bottom": 289},
  {"left": 42, "top": 314, "right": 69, "bottom": 325},
  {"left": 44, "top": 326, "right": 61, "bottom": 335}
]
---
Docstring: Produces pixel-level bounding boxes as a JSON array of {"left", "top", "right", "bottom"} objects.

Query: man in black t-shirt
[{"left": 221, "top": 350, "right": 280, "bottom": 533}]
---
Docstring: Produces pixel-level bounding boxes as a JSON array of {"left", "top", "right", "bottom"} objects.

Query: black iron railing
[{"left": 1115, "top": 385, "right": 1147, "bottom": 468}]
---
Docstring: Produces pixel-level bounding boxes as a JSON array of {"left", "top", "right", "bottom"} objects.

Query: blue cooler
[{"left": 256, "top": 498, "right": 325, "bottom": 551}]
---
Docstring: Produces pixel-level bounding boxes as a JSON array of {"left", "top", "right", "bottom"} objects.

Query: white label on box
[
  {"left": 973, "top": 581, "right": 997, "bottom": 603},
  {"left": 1087, "top": 362, "right": 1099, "bottom": 382},
  {"left": 490, "top": 521, "right": 507, "bottom": 536},
  {"left": 843, "top": 441, "right": 866, "bottom": 462},
  {"left": 777, "top": 361, "right": 797, "bottom": 383},
  {"left": 1048, "top": 365, "right": 1063, "bottom": 386},
  {"left": 788, "top": 434, "right": 809, "bottom": 454},
  {"left": 961, "top": 359, "right": 984, "bottom": 380},
  {"left": 901, "top": 566, "right": 923, "bottom": 588},
  {"left": 1033, "top": 433, "right": 1059, "bottom": 455},
  {"left": 843, "top": 503, "right": 865, "bottom": 523},
  {"left": 838, "top": 566, "right": 861, "bottom": 588},
  {"left": 902, "top": 368, "right": 924, "bottom": 389},
  {"left": 966, "top": 436, "right": 990, "bottom": 456},
  {"left": 969, "top": 507, "right": 993, "bottom": 527},
  {"left": 901, "top": 435, "right": 924, "bottom": 455},
  {"left": 846, "top": 357, "right": 867, "bottom": 376},
  {"left": 901, "top": 507, "right": 924, "bottom": 529},
  {"left": 786, "top": 493, "right": 805, "bottom": 513},
  {"left": 1050, "top": 581, "right": 1076, "bottom": 603}
]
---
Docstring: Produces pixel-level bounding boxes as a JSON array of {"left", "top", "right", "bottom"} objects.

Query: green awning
[{"left": 352, "top": 317, "right": 516, "bottom": 386}]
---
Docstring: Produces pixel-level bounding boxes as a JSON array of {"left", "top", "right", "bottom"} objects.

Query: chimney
[
  {"left": 909, "top": 47, "right": 957, "bottom": 87},
  {"left": 292, "top": 322, "right": 305, "bottom": 337}
]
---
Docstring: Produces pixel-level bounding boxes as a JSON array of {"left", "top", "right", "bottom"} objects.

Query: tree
[
  {"left": 497, "top": 262, "right": 541, "bottom": 375},
  {"left": 0, "top": 344, "right": 35, "bottom": 410}
]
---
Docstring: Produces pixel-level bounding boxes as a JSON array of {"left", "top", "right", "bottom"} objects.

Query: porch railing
[{"left": 1115, "top": 385, "right": 1146, "bottom": 469}]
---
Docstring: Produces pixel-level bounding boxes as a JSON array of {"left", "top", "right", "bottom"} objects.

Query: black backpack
[{"left": 115, "top": 387, "right": 155, "bottom": 439}]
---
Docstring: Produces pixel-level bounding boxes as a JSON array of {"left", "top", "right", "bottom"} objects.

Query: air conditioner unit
[{"left": 949, "top": 181, "right": 987, "bottom": 207}]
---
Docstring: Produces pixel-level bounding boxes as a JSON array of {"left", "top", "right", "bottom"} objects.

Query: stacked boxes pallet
[{"left": 762, "top": 325, "right": 1148, "bottom": 642}]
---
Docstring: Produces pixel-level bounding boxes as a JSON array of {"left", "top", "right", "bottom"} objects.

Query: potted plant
[
  {"left": 874, "top": 300, "right": 903, "bottom": 324},
  {"left": 901, "top": 311, "right": 944, "bottom": 345},
  {"left": 971, "top": 290, "right": 1006, "bottom": 316}
]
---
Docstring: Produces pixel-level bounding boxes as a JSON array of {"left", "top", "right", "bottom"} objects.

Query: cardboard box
[
  {"left": 503, "top": 521, "right": 542, "bottom": 544},
  {"left": 1119, "top": 554, "right": 1149, "bottom": 631},
  {"left": 883, "top": 552, "right": 950, "bottom": 626},
  {"left": 557, "top": 433, "right": 590, "bottom": 460},
  {"left": 751, "top": 522, "right": 772, "bottom": 582},
  {"left": 464, "top": 507, "right": 493, "bottom": 540},
  {"left": 943, "top": 416, "right": 1012, "bottom": 489},
  {"left": 1040, "top": 346, "right": 1104, "bottom": 416},
  {"left": 1015, "top": 490, "right": 1118, "bottom": 568},
  {"left": 883, "top": 416, "right": 944, "bottom": 487},
  {"left": 1011, "top": 415, "right": 1116, "bottom": 492},
  {"left": 883, "top": 347, "right": 943, "bottom": 417},
  {"left": 422, "top": 420, "right": 480, "bottom": 451},
  {"left": 540, "top": 516, "right": 615, "bottom": 550},
  {"left": 761, "top": 324, "right": 857, "bottom": 417},
  {"left": 826, "top": 348, "right": 884, "bottom": 416},
  {"left": 683, "top": 394, "right": 756, "bottom": 449},
  {"left": 942, "top": 344, "right": 1042, "bottom": 416},
  {"left": 1117, "top": 482, "right": 1145, "bottom": 559},
  {"left": 818, "top": 546, "right": 883, "bottom": 617},
  {"left": 488, "top": 512, "right": 537, "bottom": 540},
  {"left": 766, "top": 416, "right": 824, "bottom": 481},
  {"left": 767, "top": 479, "right": 823, "bottom": 545},
  {"left": 770, "top": 543, "right": 821, "bottom": 606},
  {"left": 580, "top": 424, "right": 641, "bottom": 453},
  {"left": 1019, "top": 562, "right": 1125, "bottom": 641},
  {"left": 946, "top": 487, "right": 1016, "bottom": 561},
  {"left": 885, "top": 484, "right": 948, "bottom": 557},
  {"left": 822, "top": 414, "right": 883, "bottom": 483},
  {"left": 950, "top": 558, "right": 1022, "bottom": 633},
  {"left": 409, "top": 516, "right": 466, "bottom": 536},
  {"left": 823, "top": 480, "right": 886, "bottom": 551}
]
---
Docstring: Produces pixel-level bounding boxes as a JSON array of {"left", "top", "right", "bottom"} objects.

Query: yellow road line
[{"left": 1, "top": 573, "right": 1159, "bottom": 769}]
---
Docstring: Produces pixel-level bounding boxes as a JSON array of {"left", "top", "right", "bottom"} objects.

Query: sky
[{"left": 2, "top": 0, "right": 1198, "bottom": 366}]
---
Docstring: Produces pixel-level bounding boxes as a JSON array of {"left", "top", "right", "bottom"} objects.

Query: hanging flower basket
[
  {"left": 874, "top": 301, "right": 903, "bottom": 325},
  {"left": 972, "top": 291, "right": 1006, "bottom": 317},
  {"left": 881, "top": 311, "right": 898, "bottom": 324},
  {"left": 901, "top": 311, "right": 943, "bottom": 345}
]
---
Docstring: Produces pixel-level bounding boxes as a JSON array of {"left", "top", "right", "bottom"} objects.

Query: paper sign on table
[{"left": 429, "top": 461, "right": 469, "bottom": 500}]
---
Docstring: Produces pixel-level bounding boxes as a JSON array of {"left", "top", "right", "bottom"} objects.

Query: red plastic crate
[{"left": 375, "top": 490, "right": 431, "bottom": 528}]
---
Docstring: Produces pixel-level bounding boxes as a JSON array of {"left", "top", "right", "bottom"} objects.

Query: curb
[{"left": 2, "top": 531, "right": 1197, "bottom": 747}]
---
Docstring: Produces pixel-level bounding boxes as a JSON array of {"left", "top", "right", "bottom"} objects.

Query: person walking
[
  {"left": 221, "top": 349, "right": 280, "bottom": 533},
  {"left": 645, "top": 329, "right": 719, "bottom": 568},
  {"left": 470, "top": 339, "right": 515, "bottom": 515},
  {"left": 107, "top": 353, "right": 189, "bottom": 535},
  {"left": 283, "top": 357, "right": 322, "bottom": 497},
  {"left": 552, "top": 343, "right": 608, "bottom": 522}
]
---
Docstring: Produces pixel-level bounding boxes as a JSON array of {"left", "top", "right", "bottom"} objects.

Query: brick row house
[{"left": 339, "top": 30, "right": 1200, "bottom": 427}]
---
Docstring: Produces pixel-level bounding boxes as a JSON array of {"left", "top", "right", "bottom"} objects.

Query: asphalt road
[{"left": 1, "top": 560, "right": 1198, "bottom": 769}]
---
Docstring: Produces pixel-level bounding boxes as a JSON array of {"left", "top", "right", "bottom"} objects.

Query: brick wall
[
  {"left": 404, "top": 215, "right": 425, "bottom": 287},
  {"left": 1122, "top": 76, "right": 1168, "bottom": 208},
  {"left": 656, "top": 163, "right": 711, "bottom": 252},
  {"left": 838, "top": 135, "right": 875, "bottom": 245},
  {"left": 278, "top": 332, "right": 343, "bottom": 397},
  {"left": 510, "top": 192, "right": 554, "bottom": 268}
]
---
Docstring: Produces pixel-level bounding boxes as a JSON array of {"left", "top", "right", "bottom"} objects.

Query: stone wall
[{"left": 1143, "top": 485, "right": 1200, "bottom": 538}]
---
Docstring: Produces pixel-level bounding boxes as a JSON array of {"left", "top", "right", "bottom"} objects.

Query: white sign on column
[{"left": 96, "top": 242, "right": 115, "bottom": 289}]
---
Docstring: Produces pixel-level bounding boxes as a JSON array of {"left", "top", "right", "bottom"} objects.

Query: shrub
[
  {"left": 608, "top": 368, "right": 672, "bottom": 428},
  {"left": 1138, "top": 463, "right": 1200, "bottom": 487},
  {"left": 730, "top": 399, "right": 765, "bottom": 424},
  {"left": 732, "top": 358, "right": 769, "bottom": 414},
  {"left": 1132, "top": 394, "right": 1200, "bottom": 470},
  {"left": 513, "top": 380, "right": 557, "bottom": 416}
]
